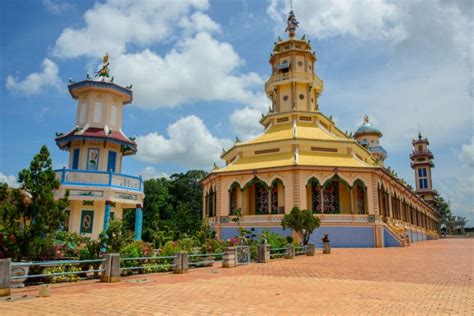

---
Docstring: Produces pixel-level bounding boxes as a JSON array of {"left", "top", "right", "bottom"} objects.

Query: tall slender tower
[
  {"left": 265, "top": 10, "right": 323, "bottom": 113},
  {"left": 54, "top": 54, "right": 144, "bottom": 240},
  {"left": 410, "top": 132, "right": 435, "bottom": 203},
  {"left": 353, "top": 115, "right": 387, "bottom": 163}
]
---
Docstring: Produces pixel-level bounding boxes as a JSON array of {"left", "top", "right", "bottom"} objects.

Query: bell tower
[
  {"left": 410, "top": 132, "right": 436, "bottom": 203},
  {"left": 265, "top": 10, "right": 323, "bottom": 113}
]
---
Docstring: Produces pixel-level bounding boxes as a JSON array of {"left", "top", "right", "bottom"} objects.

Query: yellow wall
[
  {"left": 68, "top": 140, "right": 123, "bottom": 172},
  {"left": 338, "top": 183, "right": 351, "bottom": 214},
  {"left": 67, "top": 200, "right": 126, "bottom": 239}
]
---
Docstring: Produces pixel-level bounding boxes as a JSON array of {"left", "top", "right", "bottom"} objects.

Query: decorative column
[
  {"left": 134, "top": 204, "right": 143, "bottom": 241},
  {"left": 320, "top": 186, "right": 324, "bottom": 213},
  {"left": 350, "top": 187, "right": 354, "bottom": 214},
  {"left": 267, "top": 187, "right": 272, "bottom": 214},
  {"left": 103, "top": 201, "right": 112, "bottom": 232}
]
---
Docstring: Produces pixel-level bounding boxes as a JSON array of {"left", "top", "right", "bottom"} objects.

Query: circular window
[
  {"left": 298, "top": 61, "right": 303, "bottom": 67},
  {"left": 299, "top": 94, "right": 305, "bottom": 100},
  {"left": 283, "top": 95, "right": 289, "bottom": 101}
]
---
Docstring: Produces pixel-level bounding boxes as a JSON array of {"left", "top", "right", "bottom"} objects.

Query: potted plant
[{"left": 322, "top": 234, "right": 331, "bottom": 254}]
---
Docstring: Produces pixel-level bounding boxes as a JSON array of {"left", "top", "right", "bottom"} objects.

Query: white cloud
[
  {"left": 136, "top": 115, "right": 232, "bottom": 169},
  {"left": 179, "top": 11, "right": 221, "bottom": 35},
  {"left": 42, "top": 0, "right": 73, "bottom": 14},
  {"left": 113, "top": 32, "right": 265, "bottom": 108},
  {"left": 230, "top": 106, "right": 265, "bottom": 140},
  {"left": 6, "top": 59, "right": 61, "bottom": 95},
  {"left": 459, "top": 137, "right": 474, "bottom": 168},
  {"left": 53, "top": 0, "right": 210, "bottom": 58},
  {"left": 0, "top": 173, "right": 18, "bottom": 188},
  {"left": 267, "top": 0, "right": 407, "bottom": 42},
  {"left": 140, "top": 167, "right": 168, "bottom": 180},
  {"left": 326, "top": 63, "right": 471, "bottom": 151}
]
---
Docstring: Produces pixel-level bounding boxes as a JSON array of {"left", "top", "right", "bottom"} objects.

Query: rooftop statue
[
  {"left": 285, "top": 10, "right": 299, "bottom": 37},
  {"left": 95, "top": 53, "right": 110, "bottom": 80}
]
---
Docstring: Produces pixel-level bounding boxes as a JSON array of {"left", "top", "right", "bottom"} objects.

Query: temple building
[
  {"left": 201, "top": 11, "right": 440, "bottom": 247},
  {"left": 53, "top": 55, "right": 144, "bottom": 240}
]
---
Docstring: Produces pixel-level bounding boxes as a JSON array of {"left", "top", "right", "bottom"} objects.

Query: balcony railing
[
  {"left": 410, "top": 150, "right": 433, "bottom": 159},
  {"left": 55, "top": 168, "right": 143, "bottom": 192},
  {"left": 368, "top": 146, "right": 387, "bottom": 156},
  {"left": 265, "top": 71, "right": 322, "bottom": 91},
  {"left": 214, "top": 214, "right": 371, "bottom": 225}
]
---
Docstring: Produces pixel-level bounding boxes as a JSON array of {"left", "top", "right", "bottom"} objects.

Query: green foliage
[
  {"left": 99, "top": 220, "right": 133, "bottom": 253},
  {"left": 122, "top": 170, "right": 208, "bottom": 242},
  {"left": 259, "top": 229, "right": 288, "bottom": 249},
  {"left": 43, "top": 265, "right": 81, "bottom": 283},
  {"left": 435, "top": 195, "right": 452, "bottom": 227},
  {"left": 0, "top": 146, "right": 69, "bottom": 260},
  {"left": 281, "top": 207, "right": 320, "bottom": 245}
]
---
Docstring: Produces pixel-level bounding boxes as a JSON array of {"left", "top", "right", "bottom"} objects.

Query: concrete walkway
[{"left": 1, "top": 239, "right": 473, "bottom": 315}]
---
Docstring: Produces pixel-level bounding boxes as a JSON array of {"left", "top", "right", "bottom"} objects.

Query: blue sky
[{"left": 1, "top": 0, "right": 472, "bottom": 223}]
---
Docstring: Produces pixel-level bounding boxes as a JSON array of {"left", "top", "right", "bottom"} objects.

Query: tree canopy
[
  {"left": 0, "top": 145, "right": 69, "bottom": 260},
  {"left": 281, "top": 207, "right": 320, "bottom": 245},
  {"left": 122, "top": 170, "right": 208, "bottom": 246}
]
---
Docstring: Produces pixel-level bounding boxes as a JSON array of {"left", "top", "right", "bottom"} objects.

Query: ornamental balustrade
[
  {"left": 211, "top": 214, "right": 370, "bottom": 225},
  {"left": 265, "top": 71, "right": 321, "bottom": 90},
  {"left": 55, "top": 168, "right": 143, "bottom": 192}
]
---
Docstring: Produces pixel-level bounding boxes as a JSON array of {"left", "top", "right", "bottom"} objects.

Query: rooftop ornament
[
  {"left": 285, "top": 10, "right": 299, "bottom": 37},
  {"left": 95, "top": 53, "right": 111, "bottom": 81}
]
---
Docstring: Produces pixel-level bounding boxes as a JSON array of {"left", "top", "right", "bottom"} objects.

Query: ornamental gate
[{"left": 236, "top": 246, "right": 250, "bottom": 265}]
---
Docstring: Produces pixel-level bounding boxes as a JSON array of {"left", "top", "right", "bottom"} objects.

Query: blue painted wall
[
  {"left": 220, "top": 226, "right": 292, "bottom": 241},
  {"left": 383, "top": 228, "right": 402, "bottom": 247},
  {"left": 308, "top": 226, "right": 375, "bottom": 248}
]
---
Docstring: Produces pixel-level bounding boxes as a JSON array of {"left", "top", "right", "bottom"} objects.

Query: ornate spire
[{"left": 285, "top": 9, "right": 299, "bottom": 37}]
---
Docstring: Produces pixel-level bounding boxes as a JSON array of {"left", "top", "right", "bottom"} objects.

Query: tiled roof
[{"left": 55, "top": 127, "right": 137, "bottom": 152}]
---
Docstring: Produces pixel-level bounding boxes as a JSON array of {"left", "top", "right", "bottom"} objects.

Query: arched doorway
[{"left": 243, "top": 177, "right": 270, "bottom": 215}]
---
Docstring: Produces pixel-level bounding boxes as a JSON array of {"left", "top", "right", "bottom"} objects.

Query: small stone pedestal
[
  {"left": 323, "top": 242, "right": 331, "bottom": 254},
  {"left": 173, "top": 252, "right": 189, "bottom": 274},
  {"left": 306, "top": 244, "right": 315, "bottom": 256},
  {"left": 101, "top": 253, "right": 121, "bottom": 283},
  {"left": 285, "top": 245, "right": 295, "bottom": 259},
  {"left": 0, "top": 258, "right": 11, "bottom": 297},
  {"left": 222, "top": 247, "right": 237, "bottom": 268},
  {"left": 257, "top": 244, "right": 270, "bottom": 263}
]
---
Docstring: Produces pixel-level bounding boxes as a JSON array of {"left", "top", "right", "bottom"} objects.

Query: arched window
[
  {"left": 270, "top": 179, "right": 284, "bottom": 214},
  {"left": 255, "top": 181, "right": 269, "bottom": 215},
  {"left": 323, "top": 178, "right": 339, "bottom": 214},
  {"left": 229, "top": 183, "right": 239, "bottom": 215},
  {"left": 353, "top": 180, "right": 366, "bottom": 214},
  {"left": 207, "top": 187, "right": 216, "bottom": 217},
  {"left": 309, "top": 178, "right": 322, "bottom": 214}
]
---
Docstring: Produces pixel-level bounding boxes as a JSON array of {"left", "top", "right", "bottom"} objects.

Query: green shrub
[{"left": 43, "top": 264, "right": 81, "bottom": 283}]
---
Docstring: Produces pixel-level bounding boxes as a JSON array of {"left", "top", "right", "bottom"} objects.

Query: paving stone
[{"left": 1, "top": 239, "right": 472, "bottom": 315}]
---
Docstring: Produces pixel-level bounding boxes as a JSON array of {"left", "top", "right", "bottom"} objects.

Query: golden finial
[{"left": 103, "top": 53, "right": 109, "bottom": 64}]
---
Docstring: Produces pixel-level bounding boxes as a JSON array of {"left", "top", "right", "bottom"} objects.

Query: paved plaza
[{"left": 1, "top": 239, "right": 473, "bottom": 315}]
